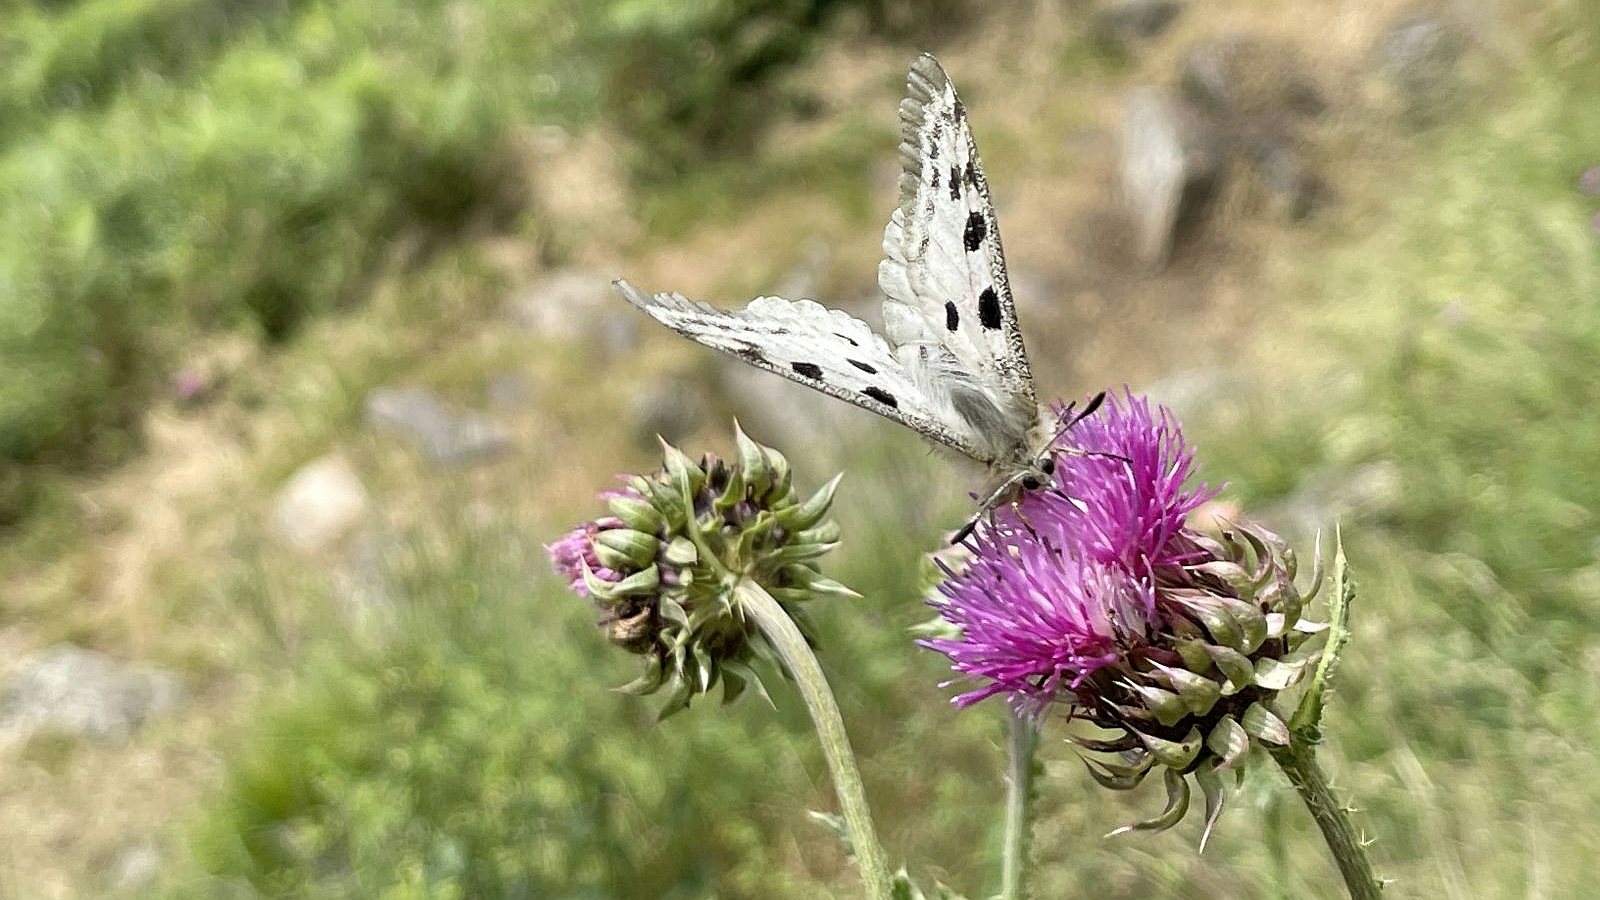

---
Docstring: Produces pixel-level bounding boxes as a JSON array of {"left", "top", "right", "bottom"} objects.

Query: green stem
[
  {"left": 1268, "top": 735, "right": 1383, "bottom": 900},
  {"left": 735, "top": 579, "right": 893, "bottom": 900},
  {"left": 1000, "top": 711, "right": 1038, "bottom": 900}
]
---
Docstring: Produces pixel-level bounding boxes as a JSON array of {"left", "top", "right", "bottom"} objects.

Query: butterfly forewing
[
  {"left": 616, "top": 54, "right": 1050, "bottom": 484},
  {"left": 614, "top": 283, "right": 993, "bottom": 460},
  {"left": 878, "top": 53, "right": 1039, "bottom": 461}
]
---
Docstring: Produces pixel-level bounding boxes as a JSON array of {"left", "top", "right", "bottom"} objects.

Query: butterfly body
[{"left": 618, "top": 54, "right": 1082, "bottom": 529}]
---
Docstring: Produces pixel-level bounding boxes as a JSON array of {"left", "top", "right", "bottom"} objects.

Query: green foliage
[
  {"left": 598, "top": 0, "right": 829, "bottom": 181},
  {"left": 162, "top": 437, "right": 1014, "bottom": 899},
  {"left": 0, "top": 0, "right": 890, "bottom": 485},
  {"left": 177, "top": 530, "right": 842, "bottom": 900}
]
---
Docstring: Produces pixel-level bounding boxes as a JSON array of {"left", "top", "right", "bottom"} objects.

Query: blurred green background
[{"left": 2, "top": 0, "right": 1599, "bottom": 897}]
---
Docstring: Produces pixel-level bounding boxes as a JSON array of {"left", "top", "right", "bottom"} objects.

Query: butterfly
[{"left": 615, "top": 54, "right": 1103, "bottom": 542}]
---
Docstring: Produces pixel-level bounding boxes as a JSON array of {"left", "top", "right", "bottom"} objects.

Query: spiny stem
[
  {"left": 735, "top": 579, "right": 893, "bottom": 900},
  {"left": 1268, "top": 735, "right": 1383, "bottom": 900},
  {"left": 1000, "top": 710, "right": 1039, "bottom": 900}
]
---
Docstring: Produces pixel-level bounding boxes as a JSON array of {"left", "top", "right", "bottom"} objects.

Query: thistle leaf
[
  {"left": 1241, "top": 702, "right": 1291, "bottom": 747},
  {"left": 807, "top": 809, "right": 852, "bottom": 854},
  {"left": 1253, "top": 656, "right": 1310, "bottom": 691},
  {"left": 615, "top": 653, "right": 666, "bottom": 696},
  {"left": 1082, "top": 755, "right": 1152, "bottom": 790},
  {"left": 1107, "top": 768, "right": 1191, "bottom": 837},
  {"left": 1291, "top": 526, "right": 1354, "bottom": 737},
  {"left": 1135, "top": 726, "right": 1203, "bottom": 769},
  {"left": 1196, "top": 761, "right": 1227, "bottom": 852},
  {"left": 890, "top": 869, "right": 924, "bottom": 900},
  {"left": 1206, "top": 716, "right": 1251, "bottom": 770},
  {"left": 784, "top": 472, "right": 843, "bottom": 531}
]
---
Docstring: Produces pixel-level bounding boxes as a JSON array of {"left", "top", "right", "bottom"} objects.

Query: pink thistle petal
[{"left": 926, "top": 390, "right": 1214, "bottom": 713}]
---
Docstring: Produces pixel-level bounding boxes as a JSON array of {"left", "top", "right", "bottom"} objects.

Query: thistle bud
[{"left": 547, "top": 427, "right": 846, "bottom": 716}]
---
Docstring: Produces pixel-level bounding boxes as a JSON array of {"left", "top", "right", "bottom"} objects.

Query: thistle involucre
[
  {"left": 549, "top": 427, "right": 850, "bottom": 716},
  {"left": 925, "top": 391, "right": 1331, "bottom": 840}
]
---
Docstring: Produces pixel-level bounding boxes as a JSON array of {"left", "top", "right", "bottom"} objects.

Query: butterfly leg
[{"left": 951, "top": 474, "right": 1030, "bottom": 544}]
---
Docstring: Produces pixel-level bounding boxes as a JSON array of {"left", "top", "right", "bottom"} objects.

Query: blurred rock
[
  {"left": 629, "top": 376, "right": 711, "bottom": 445},
  {"left": 1120, "top": 86, "right": 1225, "bottom": 267},
  {"left": 508, "top": 267, "right": 636, "bottom": 354},
  {"left": 364, "top": 387, "right": 513, "bottom": 468},
  {"left": 271, "top": 454, "right": 368, "bottom": 553},
  {"left": 486, "top": 372, "right": 535, "bottom": 410},
  {"left": 1141, "top": 368, "right": 1245, "bottom": 425},
  {"left": 1374, "top": 15, "right": 1462, "bottom": 122},
  {"left": 1178, "top": 35, "right": 1327, "bottom": 221},
  {"left": 1250, "top": 140, "right": 1320, "bottom": 221},
  {"left": 1093, "top": 0, "right": 1182, "bottom": 51},
  {"left": 0, "top": 644, "right": 185, "bottom": 746},
  {"left": 108, "top": 839, "right": 162, "bottom": 894},
  {"left": 1180, "top": 35, "right": 1325, "bottom": 119}
]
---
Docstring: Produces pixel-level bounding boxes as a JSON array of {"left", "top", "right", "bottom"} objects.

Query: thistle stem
[
  {"left": 1000, "top": 711, "right": 1038, "bottom": 900},
  {"left": 735, "top": 579, "right": 893, "bottom": 900},
  {"left": 1268, "top": 735, "right": 1382, "bottom": 900}
]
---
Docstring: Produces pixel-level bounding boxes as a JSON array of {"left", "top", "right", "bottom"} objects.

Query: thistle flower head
[
  {"left": 926, "top": 390, "right": 1331, "bottom": 841},
  {"left": 548, "top": 426, "right": 849, "bottom": 716}
]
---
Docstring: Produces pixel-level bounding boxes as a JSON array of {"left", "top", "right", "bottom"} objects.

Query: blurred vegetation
[
  {"left": 166, "top": 453, "right": 1009, "bottom": 900},
  {"left": 6, "top": 0, "right": 1600, "bottom": 897},
  {"left": 0, "top": 0, "right": 960, "bottom": 522}
]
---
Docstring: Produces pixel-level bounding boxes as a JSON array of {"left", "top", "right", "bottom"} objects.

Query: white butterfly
[{"left": 616, "top": 54, "right": 1100, "bottom": 539}]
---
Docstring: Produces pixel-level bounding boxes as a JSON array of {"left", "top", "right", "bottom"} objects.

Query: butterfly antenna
[
  {"left": 1070, "top": 390, "right": 1107, "bottom": 428},
  {"left": 1033, "top": 390, "right": 1110, "bottom": 456},
  {"left": 951, "top": 516, "right": 980, "bottom": 545}
]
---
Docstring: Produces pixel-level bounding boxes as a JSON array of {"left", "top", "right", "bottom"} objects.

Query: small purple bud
[{"left": 1580, "top": 165, "right": 1600, "bottom": 196}]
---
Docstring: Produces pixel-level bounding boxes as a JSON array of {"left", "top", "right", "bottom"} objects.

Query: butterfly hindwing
[
  {"left": 615, "top": 281, "right": 993, "bottom": 460},
  {"left": 878, "top": 54, "right": 1038, "bottom": 457}
]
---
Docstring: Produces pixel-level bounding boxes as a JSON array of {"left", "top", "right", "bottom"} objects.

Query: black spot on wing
[
  {"left": 978, "top": 287, "right": 1002, "bottom": 330},
  {"left": 833, "top": 332, "right": 858, "bottom": 347},
  {"left": 862, "top": 386, "right": 898, "bottom": 408},
  {"left": 735, "top": 345, "right": 767, "bottom": 364},
  {"left": 792, "top": 361, "right": 823, "bottom": 379},
  {"left": 949, "top": 166, "right": 961, "bottom": 202},
  {"left": 944, "top": 301, "right": 959, "bottom": 332},
  {"left": 930, "top": 167, "right": 940, "bottom": 192},
  {"left": 964, "top": 160, "right": 979, "bottom": 189},
  {"left": 848, "top": 359, "right": 878, "bottom": 374},
  {"left": 964, "top": 212, "right": 987, "bottom": 252}
]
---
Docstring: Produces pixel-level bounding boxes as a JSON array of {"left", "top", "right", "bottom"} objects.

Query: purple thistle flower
[
  {"left": 928, "top": 390, "right": 1213, "bottom": 714},
  {"left": 926, "top": 390, "right": 1330, "bottom": 839},
  {"left": 547, "top": 519, "right": 619, "bottom": 598},
  {"left": 545, "top": 486, "right": 637, "bottom": 597},
  {"left": 1022, "top": 391, "right": 1216, "bottom": 580},
  {"left": 923, "top": 529, "right": 1132, "bottom": 714}
]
